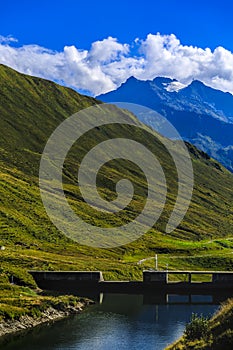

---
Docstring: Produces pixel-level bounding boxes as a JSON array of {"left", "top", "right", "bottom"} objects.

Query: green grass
[
  {"left": 0, "top": 282, "right": 86, "bottom": 321},
  {"left": 1, "top": 64, "right": 233, "bottom": 320}
]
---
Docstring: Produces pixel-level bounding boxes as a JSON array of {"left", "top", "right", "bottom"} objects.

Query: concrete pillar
[
  {"left": 143, "top": 271, "right": 168, "bottom": 283},
  {"left": 188, "top": 273, "right": 192, "bottom": 283}
]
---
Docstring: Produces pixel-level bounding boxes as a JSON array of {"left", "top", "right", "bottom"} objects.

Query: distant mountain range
[{"left": 98, "top": 77, "right": 233, "bottom": 171}]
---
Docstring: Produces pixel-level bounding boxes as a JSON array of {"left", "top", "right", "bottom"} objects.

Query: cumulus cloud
[{"left": 0, "top": 33, "right": 233, "bottom": 96}]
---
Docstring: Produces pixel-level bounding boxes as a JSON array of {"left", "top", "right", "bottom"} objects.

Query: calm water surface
[{"left": 3, "top": 294, "right": 219, "bottom": 350}]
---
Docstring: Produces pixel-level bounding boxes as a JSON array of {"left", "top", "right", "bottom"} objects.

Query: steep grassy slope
[
  {"left": 1, "top": 64, "right": 233, "bottom": 288},
  {"left": 0, "top": 64, "right": 98, "bottom": 175}
]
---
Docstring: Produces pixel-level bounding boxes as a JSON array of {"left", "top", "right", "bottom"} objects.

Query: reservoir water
[{"left": 2, "top": 293, "right": 220, "bottom": 350}]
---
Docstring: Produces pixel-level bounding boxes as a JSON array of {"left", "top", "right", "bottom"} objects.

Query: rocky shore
[{"left": 0, "top": 301, "right": 92, "bottom": 339}]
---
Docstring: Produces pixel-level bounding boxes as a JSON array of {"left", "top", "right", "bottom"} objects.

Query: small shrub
[{"left": 185, "top": 313, "right": 210, "bottom": 341}]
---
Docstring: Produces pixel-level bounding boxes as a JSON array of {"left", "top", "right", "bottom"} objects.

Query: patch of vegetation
[
  {"left": 0, "top": 282, "right": 85, "bottom": 321},
  {"left": 184, "top": 314, "right": 210, "bottom": 341},
  {"left": 166, "top": 299, "right": 233, "bottom": 350}
]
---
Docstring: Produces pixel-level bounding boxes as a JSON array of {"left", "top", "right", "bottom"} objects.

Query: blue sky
[
  {"left": 1, "top": 0, "right": 232, "bottom": 51},
  {"left": 0, "top": 0, "right": 233, "bottom": 96}
]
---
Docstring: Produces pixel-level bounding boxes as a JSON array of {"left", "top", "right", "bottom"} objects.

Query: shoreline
[{"left": 0, "top": 300, "right": 93, "bottom": 341}]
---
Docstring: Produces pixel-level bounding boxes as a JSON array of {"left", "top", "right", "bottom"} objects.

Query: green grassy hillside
[{"left": 1, "top": 63, "right": 233, "bottom": 290}]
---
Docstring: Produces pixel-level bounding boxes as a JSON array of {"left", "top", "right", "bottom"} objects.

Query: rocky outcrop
[{"left": 0, "top": 302, "right": 91, "bottom": 338}]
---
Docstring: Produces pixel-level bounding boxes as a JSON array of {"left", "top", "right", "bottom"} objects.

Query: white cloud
[
  {"left": 88, "top": 37, "right": 129, "bottom": 63},
  {"left": 0, "top": 33, "right": 233, "bottom": 96},
  {"left": 0, "top": 35, "right": 18, "bottom": 44}
]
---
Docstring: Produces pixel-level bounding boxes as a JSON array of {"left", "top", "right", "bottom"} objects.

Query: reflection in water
[{"left": 3, "top": 293, "right": 219, "bottom": 350}]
